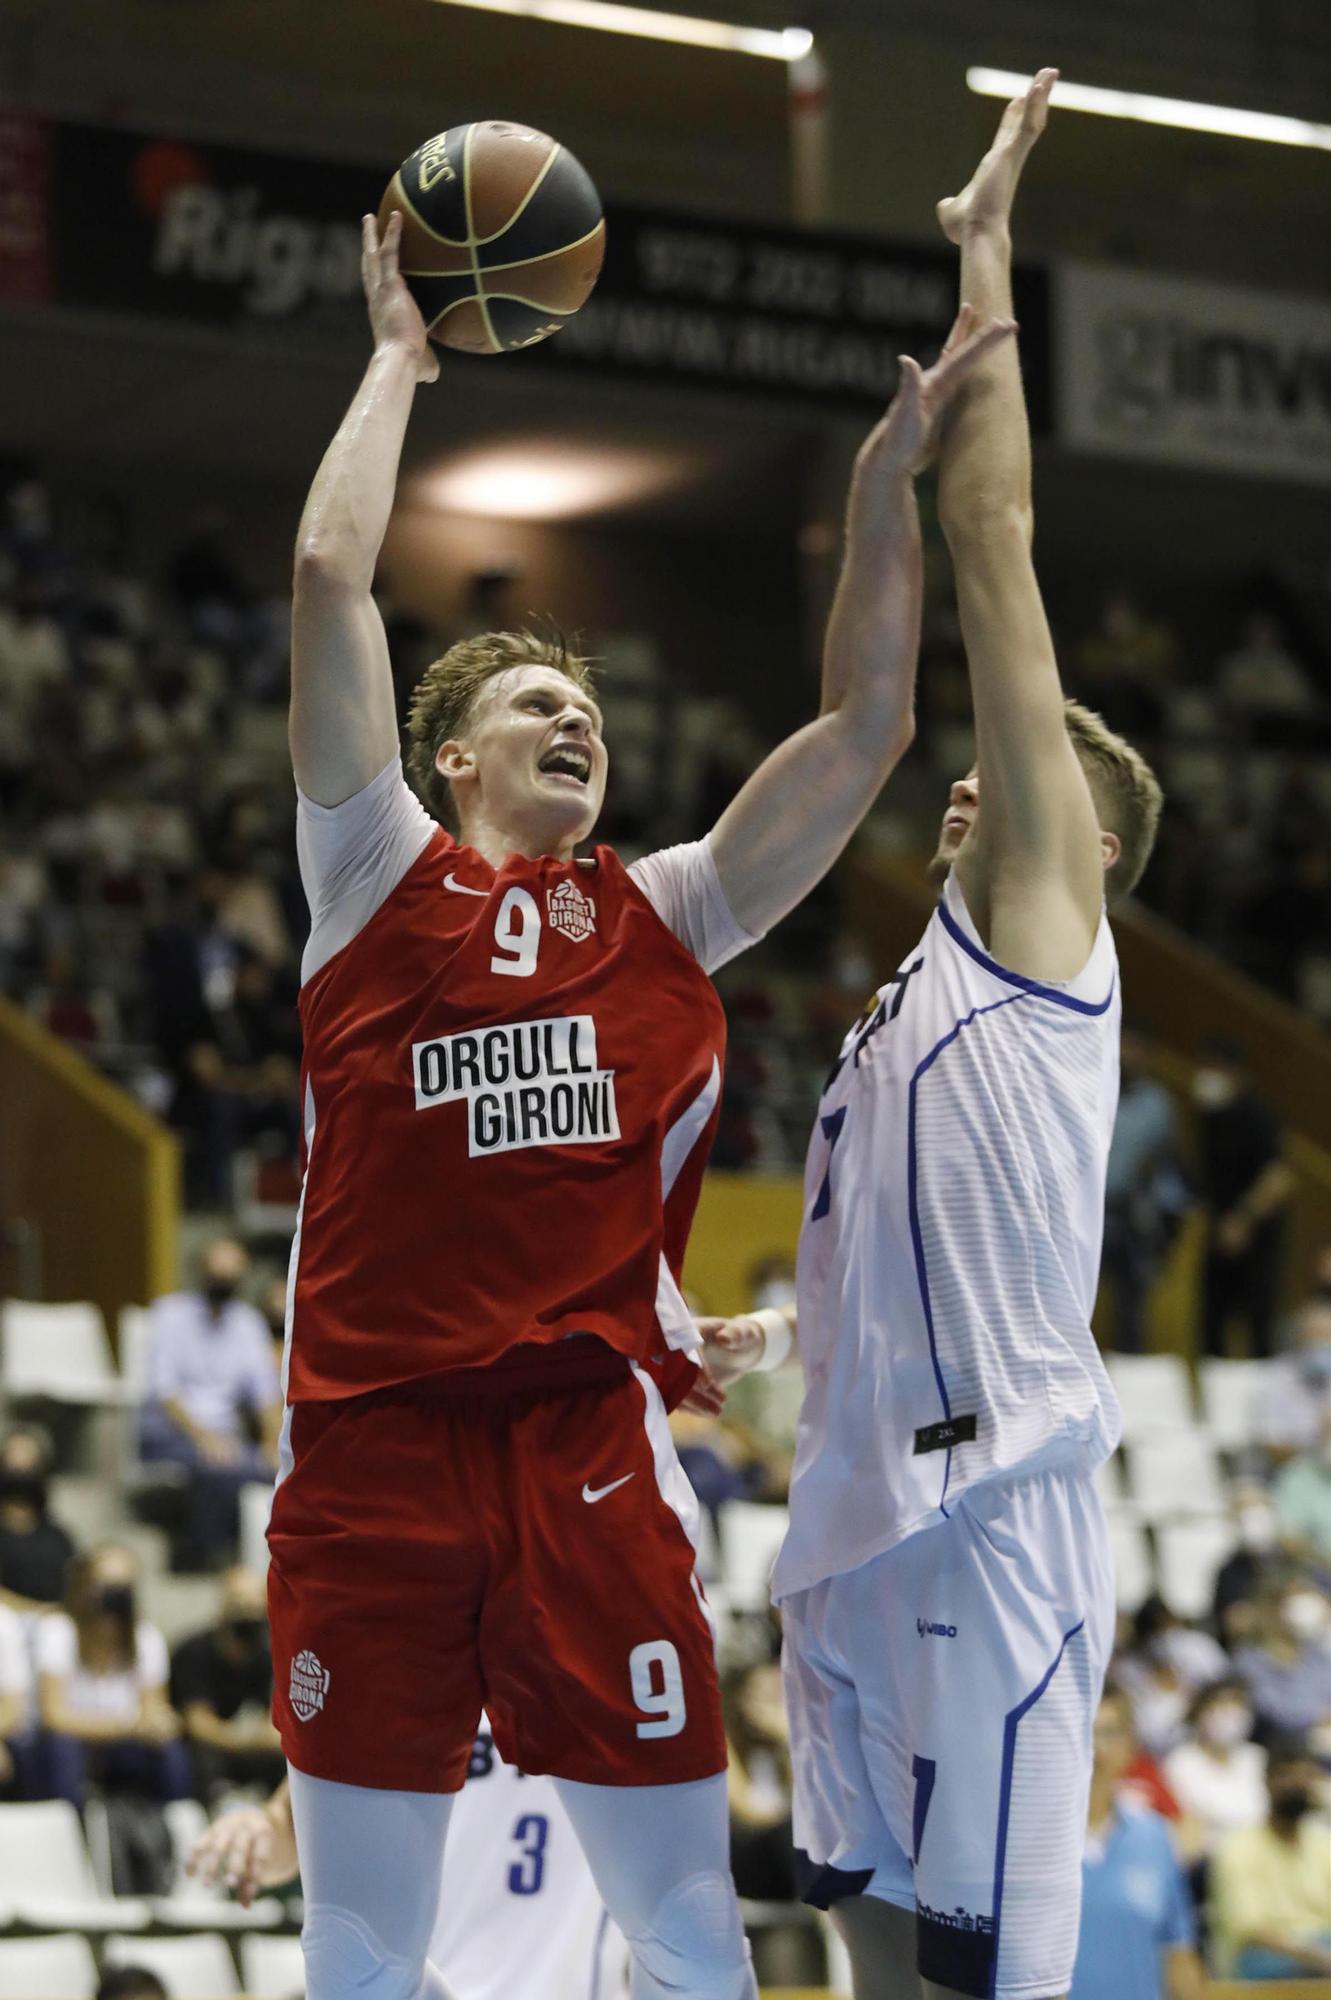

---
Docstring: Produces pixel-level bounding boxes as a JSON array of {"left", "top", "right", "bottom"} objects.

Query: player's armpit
[{"left": 289, "top": 565, "right": 401, "bottom": 808}]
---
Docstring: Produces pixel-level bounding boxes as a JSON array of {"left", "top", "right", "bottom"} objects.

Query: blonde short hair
[
  {"left": 405, "top": 628, "right": 596, "bottom": 827},
  {"left": 1063, "top": 699, "right": 1163, "bottom": 903}
]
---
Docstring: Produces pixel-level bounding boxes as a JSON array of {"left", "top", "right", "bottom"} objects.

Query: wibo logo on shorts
[
  {"left": 917, "top": 1618, "right": 958, "bottom": 1638},
  {"left": 290, "top": 1648, "right": 330, "bottom": 1721},
  {"left": 411, "top": 1014, "right": 620, "bottom": 1158}
]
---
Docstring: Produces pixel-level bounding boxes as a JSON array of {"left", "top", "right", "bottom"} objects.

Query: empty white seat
[
  {"left": 117, "top": 1303, "right": 154, "bottom": 1395},
  {"left": 1105, "top": 1352, "right": 1195, "bottom": 1439},
  {"left": 241, "top": 1932, "right": 307, "bottom": 1998},
  {"left": 1094, "top": 1452, "right": 1126, "bottom": 1506},
  {"left": 0, "top": 1932, "right": 98, "bottom": 1999},
  {"left": 1156, "top": 1516, "right": 1239, "bottom": 1622},
  {"left": 1198, "top": 1358, "right": 1271, "bottom": 1453},
  {"left": 240, "top": 1479, "right": 273, "bottom": 1575},
  {"left": 0, "top": 1800, "right": 149, "bottom": 1929},
  {"left": 1, "top": 1299, "right": 122, "bottom": 1404},
  {"left": 1123, "top": 1433, "right": 1227, "bottom": 1523},
  {"left": 104, "top": 1931, "right": 240, "bottom": 1997},
  {"left": 718, "top": 1501, "right": 790, "bottom": 1613},
  {"left": 1106, "top": 1511, "right": 1154, "bottom": 1610}
]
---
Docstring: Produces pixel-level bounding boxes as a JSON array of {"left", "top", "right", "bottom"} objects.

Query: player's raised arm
[
  {"left": 706, "top": 307, "right": 1014, "bottom": 941},
  {"left": 936, "top": 70, "right": 1109, "bottom": 977},
  {"left": 289, "top": 211, "right": 439, "bottom": 807}
]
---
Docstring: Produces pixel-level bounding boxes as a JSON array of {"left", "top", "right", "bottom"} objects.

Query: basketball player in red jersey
[{"left": 268, "top": 204, "right": 1012, "bottom": 2000}]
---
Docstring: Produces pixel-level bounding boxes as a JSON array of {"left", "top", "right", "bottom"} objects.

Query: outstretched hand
[
  {"left": 865, "top": 303, "right": 1017, "bottom": 477},
  {"left": 937, "top": 68, "right": 1057, "bottom": 244},
  {"left": 187, "top": 1799, "right": 296, "bottom": 1908},
  {"left": 361, "top": 209, "right": 440, "bottom": 384}
]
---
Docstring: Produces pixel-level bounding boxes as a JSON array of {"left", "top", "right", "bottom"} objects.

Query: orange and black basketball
[{"left": 379, "top": 121, "right": 605, "bottom": 356}]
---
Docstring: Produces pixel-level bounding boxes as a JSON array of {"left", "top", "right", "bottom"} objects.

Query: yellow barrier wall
[
  {"left": 0, "top": 997, "right": 179, "bottom": 1341},
  {"left": 684, "top": 1171, "right": 804, "bottom": 1317}
]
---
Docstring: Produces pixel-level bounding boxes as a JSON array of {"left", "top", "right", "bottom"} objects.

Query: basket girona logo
[
  {"left": 547, "top": 878, "right": 596, "bottom": 943},
  {"left": 290, "top": 1648, "right": 330, "bottom": 1722}
]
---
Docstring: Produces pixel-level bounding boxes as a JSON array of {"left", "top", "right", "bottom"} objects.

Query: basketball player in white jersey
[
  {"left": 704, "top": 72, "right": 1164, "bottom": 2000},
  {"left": 188, "top": 1720, "right": 631, "bottom": 2000}
]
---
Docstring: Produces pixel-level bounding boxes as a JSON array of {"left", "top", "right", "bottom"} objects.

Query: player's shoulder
[{"left": 934, "top": 874, "right": 1117, "bottom": 1018}]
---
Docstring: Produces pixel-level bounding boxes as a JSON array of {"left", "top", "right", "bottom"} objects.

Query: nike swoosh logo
[
  {"left": 581, "top": 1473, "right": 635, "bottom": 1504},
  {"left": 443, "top": 872, "right": 488, "bottom": 897}
]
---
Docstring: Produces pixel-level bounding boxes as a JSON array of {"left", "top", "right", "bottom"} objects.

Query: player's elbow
[{"left": 293, "top": 539, "right": 364, "bottom": 598}]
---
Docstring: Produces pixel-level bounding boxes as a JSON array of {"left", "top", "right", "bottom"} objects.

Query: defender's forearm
[
  {"left": 820, "top": 456, "right": 922, "bottom": 755},
  {"left": 294, "top": 342, "right": 420, "bottom": 590},
  {"left": 937, "top": 226, "right": 1031, "bottom": 536}
]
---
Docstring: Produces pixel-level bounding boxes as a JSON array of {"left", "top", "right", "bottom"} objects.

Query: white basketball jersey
[
  {"left": 772, "top": 871, "right": 1123, "bottom": 1603},
  {"left": 433, "top": 1724, "right": 629, "bottom": 2000}
]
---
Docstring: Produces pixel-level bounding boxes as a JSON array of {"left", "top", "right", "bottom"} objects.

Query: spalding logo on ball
[{"left": 380, "top": 121, "right": 606, "bottom": 355}]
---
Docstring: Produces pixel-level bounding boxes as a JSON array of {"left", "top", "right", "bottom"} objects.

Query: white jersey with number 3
[
  {"left": 432, "top": 1724, "right": 629, "bottom": 2000},
  {"left": 772, "top": 871, "right": 1123, "bottom": 1603}
]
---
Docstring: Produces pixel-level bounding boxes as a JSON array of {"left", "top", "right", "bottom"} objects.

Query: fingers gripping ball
[{"left": 380, "top": 121, "right": 605, "bottom": 355}]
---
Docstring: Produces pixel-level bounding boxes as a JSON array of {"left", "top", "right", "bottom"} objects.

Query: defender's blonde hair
[
  {"left": 405, "top": 628, "right": 596, "bottom": 828},
  {"left": 1063, "top": 699, "right": 1163, "bottom": 903}
]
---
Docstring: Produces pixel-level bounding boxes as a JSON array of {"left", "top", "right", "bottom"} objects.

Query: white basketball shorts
[{"left": 781, "top": 1463, "right": 1115, "bottom": 2000}]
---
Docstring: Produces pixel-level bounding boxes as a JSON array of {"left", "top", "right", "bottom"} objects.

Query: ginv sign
[{"left": 1, "top": 113, "right": 1050, "bottom": 424}]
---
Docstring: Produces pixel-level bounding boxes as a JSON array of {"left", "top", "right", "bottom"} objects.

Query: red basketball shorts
[{"left": 266, "top": 1364, "right": 726, "bottom": 1792}]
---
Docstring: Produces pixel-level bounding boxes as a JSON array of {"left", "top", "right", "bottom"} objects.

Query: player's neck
[{"left": 459, "top": 808, "right": 583, "bottom": 870}]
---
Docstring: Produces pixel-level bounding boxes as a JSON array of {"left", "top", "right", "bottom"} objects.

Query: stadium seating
[
  {"left": 0, "top": 1801, "right": 150, "bottom": 1932},
  {"left": 1105, "top": 1509, "right": 1154, "bottom": 1609},
  {"left": 240, "top": 1930, "right": 308, "bottom": 1997},
  {"left": 1156, "top": 1516, "right": 1239, "bottom": 1622},
  {"left": 103, "top": 1930, "right": 240, "bottom": 1996},
  {"left": 1198, "top": 1356, "right": 1270, "bottom": 1453},
  {"left": 1, "top": 1300, "right": 122, "bottom": 1406},
  {"left": 719, "top": 1501, "right": 790, "bottom": 1613},
  {"left": 1104, "top": 1352, "right": 1194, "bottom": 1439},
  {"left": 0, "top": 1932, "right": 99, "bottom": 2000},
  {"left": 240, "top": 1477, "right": 273, "bottom": 1575},
  {"left": 1122, "top": 1432, "right": 1228, "bottom": 1522}
]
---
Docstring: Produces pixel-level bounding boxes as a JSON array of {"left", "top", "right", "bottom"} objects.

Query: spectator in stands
[
  {"left": 1193, "top": 1040, "right": 1294, "bottom": 1358},
  {"left": 96, "top": 1970, "right": 169, "bottom": 2000},
  {"left": 1072, "top": 589, "right": 1176, "bottom": 743},
  {"left": 259, "top": 1275, "right": 287, "bottom": 1364},
  {"left": 34, "top": 1543, "right": 189, "bottom": 1818},
  {"left": 0, "top": 1424, "right": 76, "bottom": 1613},
  {"left": 1214, "top": 1485, "right": 1285, "bottom": 1649},
  {"left": 139, "top": 1237, "right": 281, "bottom": 1571},
  {"left": 1216, "top": 612, "right": 1320, "bottom": 736},
  {"left": 1068, "top": 1683, "right": 1204, "bottom": 2000},
  {"left": 170, "top": 1566, "right": 283, "bottom": 1803},
  {"left": 1253, "top": 1297, "right": 1331, "bottom": 1468},
  {"left": 1116, "top": 1594, "right": 1229, "bottom": 1757},
  {"left": 1273, "top": 1413, "right": 1331, "bottom": 1571},
  {"left": 1210, "top": 1735, "right": 1331, "bottom": 1978},
  {"left": 724, "top": 1658, "right": 817, "bottom": 1986},
  {"left": 1163, "top": 1678, "right": 1268, "bottom": 1856},
  {"left": 1101, "top": 1028, "right": 1189, "bottom": 1352},
  {"left": 1233, "top": 1576, "right": 1331, "bottom": 1740},
  {"left": 0, "top": 1596, "right": 33, "bottom": 1799}
]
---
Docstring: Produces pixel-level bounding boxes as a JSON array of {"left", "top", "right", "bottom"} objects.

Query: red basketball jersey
[{"left": 286, "top": 826, "right": 727, "bottom": 1402}]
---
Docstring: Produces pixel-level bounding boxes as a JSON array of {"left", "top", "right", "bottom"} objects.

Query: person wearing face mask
[
  {"left": 1068, "top": 1686, "right": 1206, "bottom": 2000},
  {"left": 1210, "top": 1737, "right": 1331, "bottom": 1977},
  {"left": 1272, "top": 1411, "right": 1331, "bottom": 1572},
  {"left": 1234, "top": 1578, "right": 1331, "bottom": 1741},
  {"left": 1254, "top": 1297, "right": 1331, "bottom": 1470},
  {"left": 1192, "top": 1039, "right": 1295, "bottom": 1360},
  {"left": 33, "top": 1544, "right": 189, "bottom": 1819},
  {"left": 1116, "top": 1595, "right": 1229, "bottom": 1758},
  {"left": 138, "top": 1236, "right": 282, "bottom": 1571},
  {"left": 0, "top": 1424, "right": 76, "bottom": 1614},
  {"left": 169, "top": 1566, "right": 284, "bottom": 1804},
  {"left": 1163, "top": 1679, "right": 1267, "bottom": 1858}
]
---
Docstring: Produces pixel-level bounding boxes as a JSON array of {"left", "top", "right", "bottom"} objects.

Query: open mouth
[{"left": 539, "top": 744, "right": 592, "bottom": 786}]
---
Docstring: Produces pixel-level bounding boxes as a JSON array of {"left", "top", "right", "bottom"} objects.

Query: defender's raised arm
[
  {"left": 936, "top": 71, "right": 1109, "bottom": 980},
  {"left": 706, "top": 307, "right": 1014, "bottom": 942},
  {"left": 289, "top": 211, "right": 439, "bottom": 808}
]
